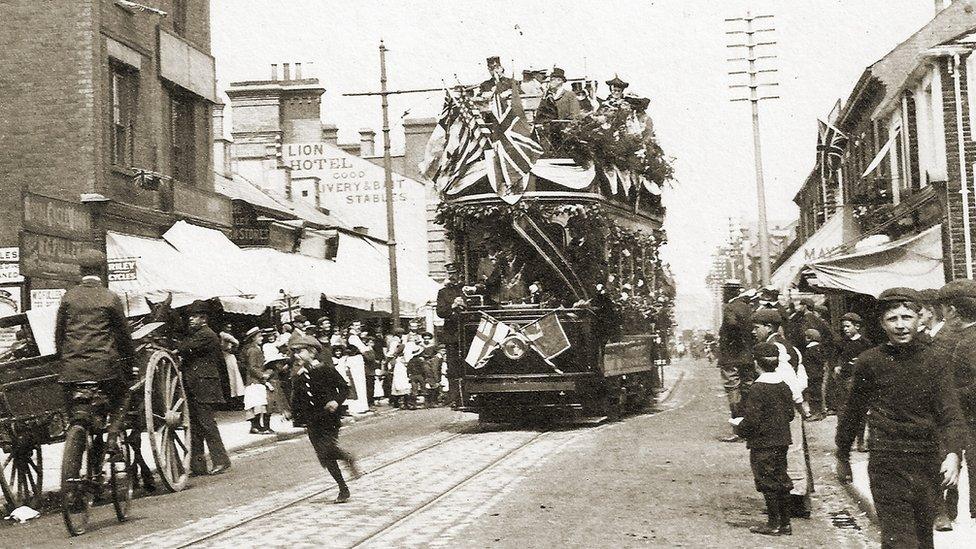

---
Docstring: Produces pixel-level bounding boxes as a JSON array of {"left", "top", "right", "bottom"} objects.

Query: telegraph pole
[
  {"left": 343, "top": 41, "right": 441, "bottom": 323},
  {"left": 726, "top": 11, "right": 778, "bottom": 286}
]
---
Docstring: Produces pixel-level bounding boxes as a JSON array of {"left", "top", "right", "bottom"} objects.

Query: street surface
[{"left": 1, "top": 358, "right": 879, "bottom": 548}]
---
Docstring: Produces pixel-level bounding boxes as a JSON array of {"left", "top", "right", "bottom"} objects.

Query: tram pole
[{"left": 343, "top": 41, "right": 441, "bottom": 325}]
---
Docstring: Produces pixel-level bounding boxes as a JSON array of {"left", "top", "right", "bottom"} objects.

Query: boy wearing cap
[
  {"left": 731, "top": 342, "right": 796, "bottom": 536},
  {"left": 289, "top": 334, "right": 360, "bottom": 503},
  {"left": 751, "top": 308, "right": 809, "bottom": 415},
  {"left": 836, "top": 287, "right": 966, "bottom": 548}
]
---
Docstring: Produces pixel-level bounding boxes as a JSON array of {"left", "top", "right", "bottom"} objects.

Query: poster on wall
[{"left": 30, "top": 288, "right": 66, "bottom": 309}]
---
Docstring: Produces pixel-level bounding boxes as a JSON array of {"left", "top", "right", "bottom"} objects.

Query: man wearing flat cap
[
  {"left": 57, "top": 249, "right": 137, "bottom": 448},
  {"left": 836, "top": 287, "right": 966, "bottom": 548},
  {"left": 931, "top": 279, "right": 976, "bottom": 529},
  {"left": 717, "top": 288, "right": 758, "bottom": 441},
  {"left": 289, "top": 333, "right": 359, "bottom": 503},
  {"left": 832, "top": 311, "right": 872, "bottom": 437},
  {"left": 178, "top": 300, "right": 232, "bottom": 476},
  {"left": 751, "top": 308, "right": 808, "bottom": 413}
]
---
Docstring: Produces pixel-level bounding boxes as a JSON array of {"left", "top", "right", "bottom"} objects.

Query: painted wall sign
[
  {"left": 22, "top": 193, "right": 93, "bottom": 240},
  {"left": 20, "top": 232, "right": 95, "bottom": 279}
]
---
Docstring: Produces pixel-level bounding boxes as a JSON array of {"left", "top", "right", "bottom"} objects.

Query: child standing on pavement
[{"left": 731, "top": 342, "right": 795, "bottom": 537}]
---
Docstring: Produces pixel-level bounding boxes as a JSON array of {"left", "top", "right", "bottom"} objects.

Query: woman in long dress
[
  {"left": 340, "top": 345, "right": 370, "bottom": 414},
  {"left": 220, "top": 325, "right": 246, "bottom": 400}
]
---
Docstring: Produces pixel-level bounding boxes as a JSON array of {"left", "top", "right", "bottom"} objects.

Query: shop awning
[
  {"left": 106, "top": 232, "right": 243, "bottom": 316},
  {"left": 240, "top": 247, "right": 382, "bottom": 313},
  {"left": 770, "top": 211, "right": 848, "bottom": 292},
  {"left": 802, "top": 224, "right": 944, "bottom": 298},
  {"left": 162, "top": 221, "right": 310, "bottom": 314}
]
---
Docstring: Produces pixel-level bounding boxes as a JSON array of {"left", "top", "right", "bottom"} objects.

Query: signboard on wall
[
  {"left": 20, "top": 232, "right": 95, "bottom": 279},
  {"left": 30, "top": 288, "right": 66, "bottom": 309},
  {"left": 22, "top": 193, "right": 93, "bottom": 240},
  {"left": 230, "top": 200, "right": 271, "bottom": 246},
  {"left": 0, "top": 247, "right": 23, "bottom": 283},
  {"left": 108, "top": 258, "right": 138, "bottom": 282}
]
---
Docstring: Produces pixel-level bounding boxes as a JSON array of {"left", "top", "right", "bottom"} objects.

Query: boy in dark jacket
[
  {"left": 288, "top": 334, "right": 360, "bottom": 503},
  {"left": 732, "top": 342, "right": 795, "bottom": 536}
]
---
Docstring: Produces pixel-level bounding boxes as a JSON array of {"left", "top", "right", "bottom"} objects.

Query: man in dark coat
[
  {"left": 178, "top": 300, "right": 231, "bottom": 476},
  {"left": 478, "top": 56, "right": 515, "bottom": 96},
  {"left": 56, "top": 249, "right": 136, "bottom": 422},
  {"left": 718, "top": 288, "right": 757, "bottom": 441},
  {"left": 289, "top": 334, "right": 359, "bottom": 503},
  {"left": 836, "top": 288, "right": 966, "bottom": 549},
  {"left": 437, "top": 263, "right": 465, "bottom": 408},
  {"left": 933, "top": 280, "right": 976, "bottom": 530}
]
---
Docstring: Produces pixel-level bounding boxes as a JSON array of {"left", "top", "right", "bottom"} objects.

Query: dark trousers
[
  {"left": 307, "top": 421, "right": 353, "bottom": 488},
  {"left": 189, "top": 400, "right": 230, "bottom": 473},
  {"left": 749, "top": 446, "right": 793, "bottom": 494},
  {"left": 868, "top": 453, "right": 940, "bottom": 549},
  {"left": 365, "top": 374, "right": 376, "bottom": 407},
  {"left": 940, "top": 424, "right": 976, "bottom": 520},
  {"left": 805, "top": 371, "right": 824, "bottom": 413},
  {"left": 382, "top": 372, "right": 393, "bottom": 400}
]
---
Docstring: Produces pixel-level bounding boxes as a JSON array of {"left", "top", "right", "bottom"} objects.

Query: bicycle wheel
[
  {"left": 109, "top": 431, "right": 133, "bottom": 522},
  {"left": 61, "top": 425, "right": 93, "bottom": 536}
]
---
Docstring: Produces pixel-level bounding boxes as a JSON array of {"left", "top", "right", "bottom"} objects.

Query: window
[
  {"left": 169, "top": 89, "right": 196, "bottom": 184},
  {"left": 110, "top": 64, "right": 137, "bottom": 167},
  {"left": 172, "top": 0, "right": 187, "bottom": 35},
  {"left": 915, "top": 65, "right": 948, "bottom": 184}
]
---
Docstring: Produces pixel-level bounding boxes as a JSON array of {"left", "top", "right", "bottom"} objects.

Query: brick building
[
  {"left": 0, "top": 0, "right": 229, "bottom": 305},
  {"left": 776, "top": 1, "right": 976, "bottom": 302}
]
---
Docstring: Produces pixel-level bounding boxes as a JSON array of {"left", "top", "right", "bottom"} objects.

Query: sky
[{"left": 210, "top": 0, "right": 940, "bottom": 328}]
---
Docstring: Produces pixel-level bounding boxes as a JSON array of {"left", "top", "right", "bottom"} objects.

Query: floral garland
[
  {"left": 559, "top": 104, "right": 675, "bottom": 187},
  {"left": 435, "top": 199, "right": 673, "bottom": 334}
]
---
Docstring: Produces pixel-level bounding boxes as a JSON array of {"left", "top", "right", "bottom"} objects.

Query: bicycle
[{"left": 60, "top": 381, "right": 136, "bottom": 536}]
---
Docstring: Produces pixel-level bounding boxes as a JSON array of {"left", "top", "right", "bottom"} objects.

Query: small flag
[
  {"left": 465, "top": 314, "right": 511, "bottom": 368},
  {"left": 520, "top": 312, "right": 571, "bottom": 361},
  {"left": 817, "top": 119, "right": 848, "bottom": 182}
]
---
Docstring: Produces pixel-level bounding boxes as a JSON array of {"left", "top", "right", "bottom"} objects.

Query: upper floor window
[
  {"left": 169, "top": 88, "right": 196, "bottom": 184},
  {"left": 914, "top": 65, "right": 948, "bottom": 185},
  {"left": 110, "top": 64, "right": 138, "bottom": 168}
]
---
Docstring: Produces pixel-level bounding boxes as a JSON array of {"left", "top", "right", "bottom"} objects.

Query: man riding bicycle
[{"left": 55, "top": 249, "right": 136, "bottom": 440}]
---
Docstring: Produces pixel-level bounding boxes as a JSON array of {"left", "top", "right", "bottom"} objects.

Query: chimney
[
  {"left": 338, "top": 142, "right": 360, "bottom": 156},
  {"left": 295, "top": 62, "right": 303, "bottom": 79},
  {"left": 321, "top": 123, "right": 339, "bottom": 146},
  {"left": 402, "top": 117, "right": 437, "bottom": 181},
  {"left": 271, "top": 63, "right": 278, "bottom": 81},
  {"left": 282, "top": 62, "right": 291, "bottom": 81},
  {"left": 359, "top": 128, "right": 376, "bottom": 156}
]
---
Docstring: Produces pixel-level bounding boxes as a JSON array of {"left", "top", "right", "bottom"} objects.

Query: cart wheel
[
  {"left": 61, "top": 425, "right": 92, "bottom": 536},
  {"left": 109, "top": 432, "right": 133, "bottom": 522},
  {"left": 0, "top": 443, "right": 44, "bottom": 512},
  {"left": 144, "top": 349, "right": 191, "bottom": 493}
]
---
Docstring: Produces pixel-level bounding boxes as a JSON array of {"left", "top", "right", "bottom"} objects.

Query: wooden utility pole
[
  {"left": 343, "top": 40, "right": 441, "bottom": 323},
  {"left": 726, "top": 11, "right": 778, "bottom": 286}
]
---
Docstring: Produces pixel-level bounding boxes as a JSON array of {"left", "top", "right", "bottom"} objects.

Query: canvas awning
[
  {"left": 802, "top": 224, "right": 944, "bottom": 298},
  {"left": 105, "top": 232, "right": 243, "bottom": 316},
  {"left": 770, "top": 211, "right": 849, "bottom": 292}
]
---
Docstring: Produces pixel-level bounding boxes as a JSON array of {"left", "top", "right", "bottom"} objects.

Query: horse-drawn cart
[{"left": 0, "top": 307, "right": 191, "bottom": 514}]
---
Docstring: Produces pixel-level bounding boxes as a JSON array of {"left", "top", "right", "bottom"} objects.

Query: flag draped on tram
[
  {"left": 484, "top": 82, "right": 543, "bottom": 204},
  {"left": 465, "top": 314, "right": 511, "bottom": 368}
]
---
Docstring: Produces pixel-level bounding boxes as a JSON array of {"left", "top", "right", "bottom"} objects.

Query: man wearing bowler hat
[
  {"left": 836, "top": 287, "right": 965, "bottom": 549},
  {"left": 437, "top": 263, "right": 465, "bottom": 408},
  {"left": 178, "top": 300, "right": 231, "bottom": 476}
]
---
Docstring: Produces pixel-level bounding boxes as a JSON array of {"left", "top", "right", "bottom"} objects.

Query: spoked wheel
[
  {"left": 109, "top": 431, "right": 133, "bottom": 522},
  {"left": 144, "top": 349, "right": 191, "bottom": 492},
  {"left": 0, "top": 442, "right": 44, "bottom": 512},
  {"left": 61, "top": 425, "right": 93, "bottom": 536}
]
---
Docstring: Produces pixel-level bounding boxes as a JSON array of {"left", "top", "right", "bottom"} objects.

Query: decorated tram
[{"left": 424, "top": 62, "right": 676, "bottom": 421}]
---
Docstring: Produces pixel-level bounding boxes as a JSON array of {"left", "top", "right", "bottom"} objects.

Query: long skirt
[
  {"left": 224, "top": 354, "right": 246, "bottom": 398},
  {"left": 391, "top": 359, "right": 411, "bottom": 396},
  {"left": 346, "top": 360, "right": 370, "bottom": 414}
]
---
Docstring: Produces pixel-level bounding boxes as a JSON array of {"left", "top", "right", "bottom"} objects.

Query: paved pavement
[{"left": 1, "top": 358, "right": 884, "bottom": 547}]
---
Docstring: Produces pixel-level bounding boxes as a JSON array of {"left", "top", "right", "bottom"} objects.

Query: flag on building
[
  {"left": 465, "top": 314, "right": 511, "bottom": 368},
  {"left": 817, "top": 119, "right": 848, "bottom": 182},
  {"left": 520, "top": 312, "right": 571, "bottom": 360},
  {"left": 484, "top": 82, "right": 543, "bottom": 204}
]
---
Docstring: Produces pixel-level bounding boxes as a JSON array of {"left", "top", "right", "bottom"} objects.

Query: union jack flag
[
  {"left": 817, "top": 119, "right": 848, "bottom": 182},
  {"left": 484, "top": 83, "right": 543, "bottom": 204}
]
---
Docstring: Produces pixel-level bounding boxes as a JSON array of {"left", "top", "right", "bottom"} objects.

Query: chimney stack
[
  {"left": 271, "top": 63, "right": 278, "bottom": 81},
  {"left": 295, "top": 62, "right": 303, "bottom": 79},
  {"left": 282, "top": 62, "right": 291, "bottom": 81},
  {"left": 359, "top": 128, "right": 376, "bottom": 156}
]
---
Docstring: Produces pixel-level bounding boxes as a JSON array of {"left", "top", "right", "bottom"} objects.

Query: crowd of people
[{"left": 718, "top": 281, "right": 976, "bottom": 548}]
